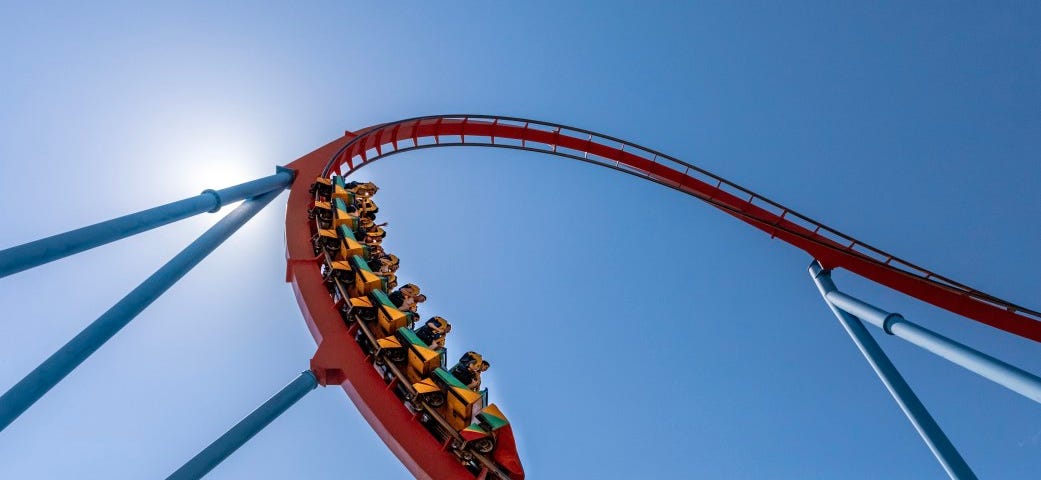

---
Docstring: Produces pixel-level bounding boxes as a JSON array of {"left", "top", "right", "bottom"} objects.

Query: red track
[{"left": 283, "top": 115, "right": 1041, "bottom": 479}]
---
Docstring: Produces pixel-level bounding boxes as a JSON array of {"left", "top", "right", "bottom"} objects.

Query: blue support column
[
  {"left": 0, "top": 186, "right": 288, "bottom": 432},
  {"left": 0, "top": 168, "right": 294, "bottom": 279},
  {"left": 824, "top": 287, "right": 1041, "bottom": 404},
  {"left": 809, "top": 262, "right": 977, "bottom": 480},
  {"left": 167, "top": 371, "right": 318, "bottom": 480}
]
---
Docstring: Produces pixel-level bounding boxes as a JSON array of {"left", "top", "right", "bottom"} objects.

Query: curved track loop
[
  {"left": 318, "top": 115, "right": 1041, "bottom": 343},
  {"left": 283, "top": 115, "right": 1040, "bottom": 478}
]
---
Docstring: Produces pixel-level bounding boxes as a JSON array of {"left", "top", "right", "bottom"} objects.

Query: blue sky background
[{"left": 1, "top": 2, "right": 1039, "bottom": 479}]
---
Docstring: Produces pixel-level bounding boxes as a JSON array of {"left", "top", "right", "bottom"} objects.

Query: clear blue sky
[{"left": 1, "top": 1, "right": 1039, "bottom": 479}]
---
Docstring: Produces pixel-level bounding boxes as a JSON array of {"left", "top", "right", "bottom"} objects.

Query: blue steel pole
[
  {"left": 0, "top": 167, "right": 294, "bottom": 279},
  {"left": 809, "top": 261, "right": 977, "bottom": 480},
  {"left": 167, "top": 371, "right": 318, "bottom": 480},
  {"left": 824, "top": 287, "right": 1041, "bottom": 405},
  {"left": 0, "top": 186, "right": 288, "bottom": 433}
]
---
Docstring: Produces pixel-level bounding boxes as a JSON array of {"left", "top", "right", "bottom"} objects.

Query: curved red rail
[{"left": 283, "top": 115, "right": 1041, "bottom": 478}]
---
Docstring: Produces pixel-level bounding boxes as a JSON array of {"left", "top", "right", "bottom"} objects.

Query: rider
[
  {"left": 388, "top": 283, "right": 420, "bottom": 308},
  {"left": 415, "top": 316, "right": 451, "bottom": 347},
  {"left": 401, "top": 293, "right": 426, "bottom": 314},
  {"left": 357, "top": 197, "right": 379, "bottom": 220},
  {"left": 449, "top": 351, "right": 487, "bottom": 391},
  {"left": 346, "top": 181, "right": 378, "bottom": 198},
  {"left": 368, "top": 253, "right": 399, "bottom": 272},
  {"left": 470, "top": 360, "right": 490, "bottom": 391}
]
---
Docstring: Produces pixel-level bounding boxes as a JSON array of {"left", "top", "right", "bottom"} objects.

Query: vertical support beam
[
  {"left": 167, "top": 370, "right": 318, "bottom": 480},
  {"left": 809, "top": 262, "right": 977, "bottom": 480},
  {"left": 0, "top": 187, "right": 287, "bottom": 433},
  {"left": 0, "top": 168, "right": 294, "bottom": 279}
]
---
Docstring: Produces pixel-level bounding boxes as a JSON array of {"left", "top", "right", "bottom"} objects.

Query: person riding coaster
[
  {"left": 324, "top": 176, "right": 378, "bottom": 206},
  {"left": 450, "top": 352, "right": 490, "bottom": 392},
  {"left": 380, "top": 271, "right": 398, "bottom": 292},
  {"left": 401, "top": 293, "right": 426, "bottom": 317},
  {"left": 345, "top": 181, "right": 378, "bottom": 198},
  {"left": 361, "top": 234, "right": 384, "bottom": 252},
  {"left": 373, "top": 255, "right": 399, "bottom": 279},
  {"left": 365, "top": 226, "right": 387, "bottom": 242},
  {"left": 415, "top": 316, "right": 451, "bottom": 347},
  {"left": 354, "top": 217, "right": 386, "bottom": 243},
  {"left": 368, "top": 253, "right": 399, "bottom": 272},
  {"left": 388, "top": 283, "right": 420, "bottom": 308},
  {"left": 357, "top": 197, "right": 379, "bottom": 218}
]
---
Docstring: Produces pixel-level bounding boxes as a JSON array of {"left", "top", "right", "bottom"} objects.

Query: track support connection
[
  {"left": 0, "top": 168, "right": 293, "bottom": 279},
  {"left": 0, "top": 170, "right": 293, "bottom": 433},
  {"left": 810, "top": 261, "right": 977, "bottom": 480}
]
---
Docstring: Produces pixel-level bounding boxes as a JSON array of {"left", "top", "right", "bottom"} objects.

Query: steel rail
[{"left": 306, "top": 114, "right": 1040, "bottom": 344}]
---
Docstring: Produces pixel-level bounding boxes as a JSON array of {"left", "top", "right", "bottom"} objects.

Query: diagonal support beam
[
  {"left": 167, "top": 370, "right": 318, "bottom": 480},
  {"left": 0, "top": 186, "right": 288, "bottom": 433},
  {"left": 0, "top": 167, "right": 294, "bottom": 279},
  {"left": 809, "top": 261, "right": 977, "bottom": 480},
  {"left": 823, "top": 283, "right": 1041, "bottom": 405}
]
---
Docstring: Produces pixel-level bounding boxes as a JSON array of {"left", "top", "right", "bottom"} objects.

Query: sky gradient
[{"left": 1, "top": 2, "right": 1040, "bottom": 479}]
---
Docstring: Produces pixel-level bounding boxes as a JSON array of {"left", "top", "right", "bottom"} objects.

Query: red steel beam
[{"left": 316, "top": 116, "right": 1041, "bottom": 344}]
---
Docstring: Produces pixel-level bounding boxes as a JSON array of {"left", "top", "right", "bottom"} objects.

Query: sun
[{"left": 162, "top": 123, "right": 270, "bottom": 193}]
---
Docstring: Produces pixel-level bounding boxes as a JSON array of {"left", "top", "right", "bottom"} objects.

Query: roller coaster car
[
  {"left": 376, "top": 327, "right": 441, "bottom": 382},
  {"left": 352, "top": 290, "right": 414, "bottom": 334},
  {"left": 308, "top": 200, "right": 333, "bottom": 228},
  {"left": 309, "top": 176, "right": 332, "bottom": 199},
  {"left": 412, "top": 368, "right": 483, "bottom": 431},
  {"left": 460, "top": 404, "right": 511, "bottom": 454},
  {"left": 331, "top": 176, "right": 356, "bottom": 204},
  {"left": 345, "top": 255, "right": 384, "bottom": 297},
  {"left": 336, "top": 226, "right": 368, "bottom": 259},
  {"left": 332, "top": 198, "right": 359, "bottom": 230},
  {"left": 313, "top": 227, "right": 368, "bottom": 260},
  {"left": 324, "top": 260, "right": 354, "bottom": 284},
  {"left": 313, "top": 229, "right": 339, "bottom": 256},
  {"left": 319, "top": 254, "right": 377, "bottom": 294}
]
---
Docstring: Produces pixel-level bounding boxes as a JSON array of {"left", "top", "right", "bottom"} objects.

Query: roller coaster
[{"left": 1, "top": 114, "right": 1038, "bottom": 480}]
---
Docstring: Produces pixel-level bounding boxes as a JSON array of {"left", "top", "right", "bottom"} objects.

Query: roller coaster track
[
  {"left": 2, "top": 113, "right": 1034, "bottom": 479},
  {"left": 282, "top": 114, "right": 1041, "bottom": 480}
]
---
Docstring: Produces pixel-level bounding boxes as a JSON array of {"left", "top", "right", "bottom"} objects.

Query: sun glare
[{"left": 172, "top": 142, "right": 263, "bottom": 192}]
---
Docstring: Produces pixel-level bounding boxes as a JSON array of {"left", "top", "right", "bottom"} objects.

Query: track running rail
[{"left": 304, "top": 114, "right": 1039, "bottom": 343}]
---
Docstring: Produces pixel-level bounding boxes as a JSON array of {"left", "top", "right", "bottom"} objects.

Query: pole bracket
[
  {"left": 310, "top": 330, "right": 354, "bottom": 386},
  {"left": 200, "top": 189, "right": 222, "bottom": 213}
]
